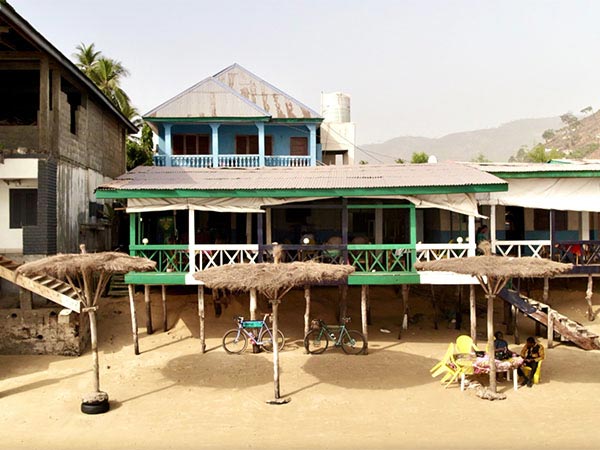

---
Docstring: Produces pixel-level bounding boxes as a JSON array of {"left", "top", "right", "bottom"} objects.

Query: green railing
[
  {"left": 130, "top": 245, "right": 190, "bottom": 272},
  {"left": 347, "top": 244, "right": 416, "bottom": 273}
]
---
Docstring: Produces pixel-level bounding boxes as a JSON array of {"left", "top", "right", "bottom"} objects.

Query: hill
[
  {"left": 542, "top": 110, "right": 600, "bottom": 158},
  {"left": 358, "top": 117, "right": 563, "bottom": 163}
]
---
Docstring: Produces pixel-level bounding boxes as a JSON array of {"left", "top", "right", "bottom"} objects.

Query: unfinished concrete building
[{"left": 0, "top": 3, "right": 137, "bottom": 355}]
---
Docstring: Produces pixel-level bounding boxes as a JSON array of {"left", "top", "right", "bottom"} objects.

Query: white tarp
[
  {"left": 126, "top": 192, "right": 482, "bottom": 216},
  {"left": 476, "top": 178, "right": 600, "bottom": 212}
]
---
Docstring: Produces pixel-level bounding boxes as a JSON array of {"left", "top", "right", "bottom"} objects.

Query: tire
[
  {"left": 259, "top": 329, "right": 285, "bottom": 352},
  {"left": 341, "top": 329, "right": 366, "bottom": 355},
  {"left": 304, "top": 329, "right": 329, "bottom": 354},
  {"left": 222, "top": 329, "right": 248, "bottom": 354},
  {"left": 81, "top": 398, "right": 110, "bottom": 415}
]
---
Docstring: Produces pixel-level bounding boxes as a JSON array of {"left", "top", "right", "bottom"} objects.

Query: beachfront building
[
  {"left": 144, "top": 64, "right": 323, "bottom": 169},
  {"left": 0, "top": 2, "right": 136, "bottom": 355}
]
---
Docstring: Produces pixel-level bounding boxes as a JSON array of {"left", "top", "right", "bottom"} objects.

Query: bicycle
[
  {"left": 304, "top": 317, "right": 366, "bottom": 355},
  {"left": 222, "top": 314, "right": 285, "bottom": 354}
]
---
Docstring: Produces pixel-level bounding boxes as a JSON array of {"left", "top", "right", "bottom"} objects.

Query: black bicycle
[{"left": 304, "top": 317, "right": 366, "bottom": 355}]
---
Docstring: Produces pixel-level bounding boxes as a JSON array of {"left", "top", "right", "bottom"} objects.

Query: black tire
[
  {"left": 259, "top": 329, "right": 285, "bottom": 352},
  {"left": 222, "top": 329, "right": 248, "bottom": 354},
  {"left": 341, "top": 329, "right": 366, "bottom": 355},
  {"left": 304, "top": 329, "right": 329, "bottom": 354},
  {"left": 81, "top": 398, "right": 110, "bottom": 415}
]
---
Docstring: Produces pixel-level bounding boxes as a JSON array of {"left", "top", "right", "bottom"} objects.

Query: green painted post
[{"left": 129, "top": 213, "right": 137, "bottom": 256}]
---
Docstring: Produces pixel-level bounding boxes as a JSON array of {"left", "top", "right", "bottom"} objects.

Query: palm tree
[{"left": 74, "top": 42, "right": 101, "bottom": 78}]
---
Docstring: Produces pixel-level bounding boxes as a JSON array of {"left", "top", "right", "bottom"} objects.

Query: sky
[{"left": 9, "top": 0, "right": 600, "bottom": 144}]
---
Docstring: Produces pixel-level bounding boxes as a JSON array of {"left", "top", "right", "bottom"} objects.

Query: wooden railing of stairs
[
  {"left": 499, "top": 288, "right": 600, "bottom": 350},
  {"left": 0, "top": 255, "right": 81, "bottom": 313}
]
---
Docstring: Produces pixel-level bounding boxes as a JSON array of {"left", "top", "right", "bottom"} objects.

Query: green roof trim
[
  {"left": 125, "top": 272, "right": 188, "bottom": 285},
  {"left": 348, "top": 273, "right": 421, "bottom": 285},
  {"left": 270, "top": 118, "right": 324, "bottom": 123},
  {"left": 492, "top": 171, "right": 600, "bottom": 179},
  {"left": 143, "top": 116, "right": 270, "bottom": 123},
  {"left": 96, "top": 183, "right": 508, "bottom": 200}
]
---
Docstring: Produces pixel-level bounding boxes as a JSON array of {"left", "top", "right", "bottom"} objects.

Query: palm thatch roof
[
  {"left": 415, "top": 256, "right": 572, "bottom": 278},
  {"left": 16, "top": 252, "right": 156, "bottom": 279},
  {"left": 193, "top": 262, "right": 355, "bottom": 301}
]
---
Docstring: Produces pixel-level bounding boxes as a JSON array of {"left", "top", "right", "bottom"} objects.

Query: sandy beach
[{"left": 1, "top": 281, "right": 600, "bottom": 450}]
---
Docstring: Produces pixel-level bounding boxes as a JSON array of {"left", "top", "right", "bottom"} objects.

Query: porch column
[
  {"left": 308, "top": 124, "right": 317, "bottom": 166},
  {"left": 266, "top": 208, "right": 272, "bottom": 244},
  {"left": 129, "top": 213, "right": 137, "bottom": 255},
  {"left": 490, "top": 205, "right": 497, "bottom": 253},
  {"left": 210, "top": 123, "right": 220, "bottom": 168},
  {"left": 582, "top": 211, "right": 590, "bottom": 240},
  {"left": 188, "top": 209, "right": 196, "bottom": 274},
  {"left": 550, "top": 210, "right": 556, "bottom": 259},
  {"left": 375, "top": 208, "right": 383, "bottom": 244},
  {"left": 164, "top": 124, "right": 173, "bottom": 166},
  {"left": 342, "top": 199, "right": 349, "bottom": 264},
  {"left": 467, "top": 215, "right": 476, "bottom": 256},
  {"left": 256, "top": 122, "right": 265, "bottom": 167},
  {"left": 246, "top": 213, "right": 252, "bottom": 244},
  {"left": 257, "top": 212, "right": 264, "bottom": 263}
]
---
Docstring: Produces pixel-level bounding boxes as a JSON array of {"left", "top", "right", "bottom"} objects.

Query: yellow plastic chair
[
  {"left": 522, "top": 360, "right": 543, "bottom": 384},
  {"left": 455, "top": 335, "right": 479, "bottom": 355},
  {"left": 431, "top": 343, "right": 460, "bottom": 384}
]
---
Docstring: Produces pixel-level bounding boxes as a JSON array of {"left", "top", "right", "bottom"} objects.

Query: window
[
  {"left": 172, "top": 134, "right": 210, "bottom": 155},
  {"left": 235, "top": 135, "right": 273, "bottom": 155},
  {"left": 533, "top": 209, "right": 568, "bottom": 231},
  {"left": 10, "top": 189, "right": 37, "bottom": 229},
  {"left": 290, "top": 137, "right": 308, "bottom": 156}
]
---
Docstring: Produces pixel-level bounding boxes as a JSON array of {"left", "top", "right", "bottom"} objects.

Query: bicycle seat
[{"left": 342, "top": 317, "right": 352, "bottom": 324}]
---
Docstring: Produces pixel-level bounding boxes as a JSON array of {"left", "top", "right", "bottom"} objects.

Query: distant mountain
[
  {"left": 542, "top": 110, "right": 600, "bottom": 157},
  {"left": 358, "top": 117, "right": 563, "bottom": 163}
]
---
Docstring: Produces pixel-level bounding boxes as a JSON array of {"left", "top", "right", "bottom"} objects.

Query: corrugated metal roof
[
  {"left": 145, "top": 77, "right": 269, "bottom": 119},
  {"left": 467, "top": 161, "right": 600, "bottom": 173},
  {"left": 97, "top": 162, "right": 505, "bottom": 192},
  {"left": 144, "top": 63, "right": 322, "bottom": 121}
]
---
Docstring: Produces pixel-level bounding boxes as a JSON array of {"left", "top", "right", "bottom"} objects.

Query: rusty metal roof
[
  {"left": 144, "top": 63, "right": 322, "bottom": 121},
  {"left": 97, "top": 162, "right": 506, "bottom": 194}
]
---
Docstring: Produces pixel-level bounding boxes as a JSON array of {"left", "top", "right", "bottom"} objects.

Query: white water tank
[{"left": 321, "top": 92, "right": 351, "bottom": 123}]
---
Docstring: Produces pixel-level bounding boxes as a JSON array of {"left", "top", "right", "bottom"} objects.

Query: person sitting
[
  {"left": 494, "top": 331, "right": 512, "bottom": 360},
  {"left": 517, "top": 336, "right": 545, "bottom": 388}
]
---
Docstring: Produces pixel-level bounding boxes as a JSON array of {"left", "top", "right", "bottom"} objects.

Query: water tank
[{"left": 321, "top": 92, "right": 351, "bottom": 123}]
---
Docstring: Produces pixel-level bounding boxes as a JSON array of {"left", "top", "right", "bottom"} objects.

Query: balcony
[{"left": 153, "top": 154, "right": 312, "bottom": 168}]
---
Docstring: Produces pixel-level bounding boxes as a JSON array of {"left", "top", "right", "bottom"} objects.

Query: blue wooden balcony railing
[{"left": 153, "top": 154, "right": 312, "bottom": 168}]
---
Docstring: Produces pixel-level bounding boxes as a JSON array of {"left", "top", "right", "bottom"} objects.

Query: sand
[{"left": 1, "top": 281, "right": 600, "bottom": 450}]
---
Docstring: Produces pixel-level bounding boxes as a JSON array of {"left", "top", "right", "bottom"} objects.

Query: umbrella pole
[
  {"left": 469, "top": 285, "right": 477, "bottom": 345},
  {"left": 198, "top": 285, "right": 205, "bottom": 353},
  {"left": 486, "top": 293, "right": 497, "bottom": 393},
  {"left": 361, "top": 285, "right": 369, "bottom": 355},
  {"left": 89, "top": 308, "right": 100, "bottom": 393},
  {"left": 304, "top": 286, "right": 311, "bottom": 352},
  {"left": 162, "top": 285, "right": 168, "bottom": 332},
  {"left": 128, "top": 284, "right": 139, "bottom": 355},
  {"left": 145, "top": 285, "right": 153, "bottom": 335},
  {"left": 267, "top": 299, "right": 290, "bottom": 405}
]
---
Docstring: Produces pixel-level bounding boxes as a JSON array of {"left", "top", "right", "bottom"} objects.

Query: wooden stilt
[
  {"left": 304, "top": 286, "right": 311, "bottom": 352},
  {"left": 455, "top": 285, "right": 462, "bottom": 330},
  {"left": 487, "top": 293, "right": 497, "bottom": 393},
  {"left": 128, "top": 284, "right": 139, "bottom": 355},
  {"left": 547, "top": 309, "right": 554, "bottom": 349},
  {"left": 366, "top": 285, "right": 372, "bottom": 326},
  {"left": 586, "top": 274, "right": 594, "bottom": 321},
  {"left": 338, "top": 285, "right": 348, "bottom": 322},
  {"left": 469, "top": 285, "right": 477, "bottom": 344},
  {"left": 543, "top": 276, "right": 549, "bottom": 305},
  {"left": 144, "top": 285, "right": 153, "bottom": 335},
  {"left": 361, "top": 285, "right": 369, "bottom": 354},
  {"left": 198, "top": 285, "right": 205, "bottom": 353},
  {"left": 431, "top": 285, "right": 439, "bottom": 330},
  {"left": 272, "top": 299, "right": 281, "bottom": 399},
  {"left": 402, "top": 285, "right": 409, "bottom": 330},
  {"left": 162, "top": 285, "right": 168, "bottom": 332},
  {"left": 513, "top": 306, "right": 520, "bottom": 345}
]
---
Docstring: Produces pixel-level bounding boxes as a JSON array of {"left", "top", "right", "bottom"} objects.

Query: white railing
[
  {"left": 171, "top": 155, "right": 213, "bottom": 168},
  {"left": 153, "top": 155, "right": 167, "bottom": 166},
  {"left": 218, "top": 155, "right": 260, "bottom": 167},
  {"left": 415, "top": 243, "right": 471, "bottom": 262},
  {"left": 189, "top": 244, "right": 260, "bottom": 272},
  {"left": 493, "top": 240, "right": 551, "bottom": 258},
  {"left": 265, "top": 155, "right": 311, "bottom": 167}
]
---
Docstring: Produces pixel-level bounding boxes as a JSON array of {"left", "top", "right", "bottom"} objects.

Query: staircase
[
  {"left": 107, "top": 273, "right": 128, "bottom": 297},
  {"left": 0, "top": 255, "right": 81, "bottom": 313},
  {"left": 499, "top": 288, "right": 600, "bottom": 350}
]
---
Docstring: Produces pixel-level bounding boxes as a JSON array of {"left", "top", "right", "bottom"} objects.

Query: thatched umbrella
[
  {"left": 194, "top": 257, "right": 354, "bottom": 404},
  {"left": 415, "top": 256, "right": 572, "bottom": 395},
  {"left": 17, "top": 251, "right": 155, "bottom": 413}
]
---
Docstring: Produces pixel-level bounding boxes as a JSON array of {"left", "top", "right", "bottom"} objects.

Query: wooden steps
[
  {"left": 0, "top": 255, "right": 81, "bottom": 312},
  {"left": 107, "top": 273, "right": 128, "bottom": 297},
  {"left": 499, "top": 288, "right": 600, "bottom": 350}
]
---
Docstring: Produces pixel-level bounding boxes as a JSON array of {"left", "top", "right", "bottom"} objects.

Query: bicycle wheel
[
  {"left": 304, "top": 329, "right": 329, "bottom": 354},
  {"left": 259, "top": 329, "right": 285, "bottom": 352},
  {"left": 341, "top": 329, "right": 366, "bottom": 355},
  {"left": 222, "top": 329, "right": 248, "bottom": 354}
]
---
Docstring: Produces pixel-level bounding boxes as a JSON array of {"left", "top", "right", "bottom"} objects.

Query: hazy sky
[{"left": 10, "top": 0, "right": 600, "bottom": 144}]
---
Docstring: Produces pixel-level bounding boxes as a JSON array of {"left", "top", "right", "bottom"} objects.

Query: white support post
[
  {"left": 266, "top": 208, "right": 272, "bottom": 244},
  {"left": 188, "top": 209, "right": 196, "bottom": 273},
  {"left": 256, "top": 122, "right": 265, "bottom": 167},
  {"left": 490, "top": 205, "right": 497, "bottom": 254},
  {"left": 468, "top": 215, "right": 476, "bottom": 256},
  {"left": 582, "top": 211, "right": 590, "bottom": 240},
  {"left": 210, "top": 123, "right": 220, "bottom": 168},
  {"left": 308, "top": 124, "right": 317, "bottom": 166}
]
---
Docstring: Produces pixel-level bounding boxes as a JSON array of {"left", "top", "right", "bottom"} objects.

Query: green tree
[
  {"left": 126, "top": 123, "right": 154, "bottom": 170},
  {"left": 581, "top": 106, "right": 593, "bottom": 115},
  {"left": 522, "top": 144, "right": 564, "bottom": 163},
  {"left": 410, "top": 151, "right": 429, "bottom": 164},
  {"left": 74, "top": 42, "right": 101, "bottom": 78},
  {"left": 542, "top": 129, "right": 555, "bottom": 142},
  {"left": 358, "top": 160, "right": 369, "bottom": 165},
  {"left": 471, "top": 152, "right": 491, "bottom": 163},
  {"left": 560, "top": 112, "right": 579, "bottom": 128},
  {"left": 395, "top": 158, "right": 405, "bottom": 164}
]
